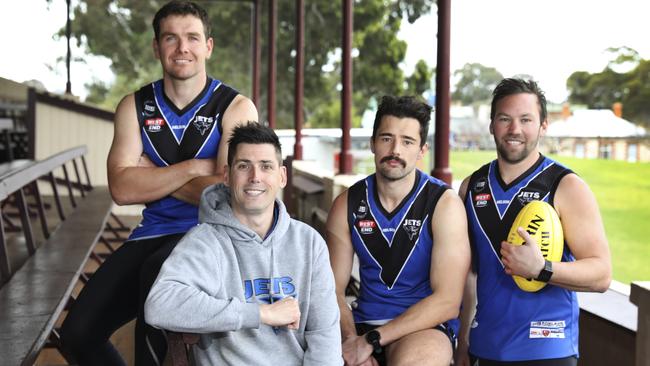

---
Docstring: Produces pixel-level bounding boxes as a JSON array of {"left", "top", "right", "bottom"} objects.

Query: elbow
[
  {"left": 594, "top": 272, "right": 612, "bottom": 293},
  {"left": 109, "top": 185, "right": 137, "bottom": 206}
]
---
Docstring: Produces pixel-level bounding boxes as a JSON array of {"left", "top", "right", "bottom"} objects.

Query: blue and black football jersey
[
  {"left": 347, "top": 170, "right": 458, "bottom": 335},
  {"left": 465, "top": 155, "right": 579, "bottom": 361},
  {"left": 128, "top": 77, "right": 238, "bottom": 240}
]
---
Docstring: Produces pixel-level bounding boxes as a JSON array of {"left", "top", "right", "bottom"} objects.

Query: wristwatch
[
  {"left": 365, "top": 330, "right": 382, "bottom": 355},
  {"left": 536, "top": 259, "right": 553, "bottom": 282}
]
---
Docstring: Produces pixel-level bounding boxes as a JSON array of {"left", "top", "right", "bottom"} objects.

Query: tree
[
  {"left": 452, "top": 63, "right": 503, "bottom": 106},
  {"left": 567, "top": 47, "right": 650, "bottom": 127},
  {"left": 66, "top": 0, "right": 437, "bottom": 128},
  {"left": 405, "top": 60, "right": 434, "bottom": 97}
]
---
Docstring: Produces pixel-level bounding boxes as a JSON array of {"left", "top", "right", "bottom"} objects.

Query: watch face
[{"left": 366, "top": 330, "right": 380, "bottom": 343}]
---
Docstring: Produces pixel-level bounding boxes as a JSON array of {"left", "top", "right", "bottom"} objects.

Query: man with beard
[
  {"left": 455, "top": 78, "right": 611, "bottom": 365},
  {"left": 60, "top": 1, "right": 257, "bottom": 365},
  {"left": 327, "top": 96, "right": 470, "bottom": 366}
]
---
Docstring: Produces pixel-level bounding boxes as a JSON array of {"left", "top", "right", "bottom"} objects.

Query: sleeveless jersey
[
  {"left": 128, "top": 78, "right": 238, "bottom": 240},
  {"left": 465, "top": 155, "right": 578, "bottom": 361},
  {"left": 347, "top": 170, "right": 458, "bottom": 335}
]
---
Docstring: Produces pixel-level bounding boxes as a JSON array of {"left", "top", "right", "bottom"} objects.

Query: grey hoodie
[{"left": 145, "top": 184, "right": 342, "bottom": 365}]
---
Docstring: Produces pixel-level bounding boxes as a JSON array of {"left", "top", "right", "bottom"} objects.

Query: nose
[
  {"left": 248, "top": 166, "right": 261, "bottom": 182},
  {"left": 177, "top": 38, "right": 189, "bottom": 53},
  {"left": 390, "top": 139, "right": 401, "bottom": 155},
  {"left": 507, "top": 119, "right": 522, "bottom": 134}
]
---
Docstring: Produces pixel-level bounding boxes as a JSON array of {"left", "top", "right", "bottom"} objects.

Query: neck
[
  {"left": 232, "top": 207, "right": 275, "bottom": 239},
  {"left": 162, "top": 73, "right": 207, "bottom": 110},
  {"left": 497, "top": 151, "right": 541, "bottom": 185},
  {"left": 375, "top": 170, "right": 417, "bottom": 212}
]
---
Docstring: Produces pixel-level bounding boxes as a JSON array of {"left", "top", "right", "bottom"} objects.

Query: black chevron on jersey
[
  {"left": 348, "top": 178, "right": 444, "bottom": 288},
  {"left": 135, "top": 81, "right": 238, "bottom": 165},
  {"left": 468, "top": 160, "right": 571, "bottom": 261}
]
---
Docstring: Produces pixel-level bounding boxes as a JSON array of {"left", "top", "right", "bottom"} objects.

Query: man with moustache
[
  {"left": 60, "top": 1, "right": 257, "bottom": 365},
  {"left": 327, "top": 96, "right": 470, "bottom": 366},
  {"left": 455, "top": 78, "right": 611, "bottom": 365}
]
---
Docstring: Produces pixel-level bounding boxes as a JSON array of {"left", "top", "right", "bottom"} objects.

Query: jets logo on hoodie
[{"left": 244, "top": 276, "right": 296, "bottom": 303}]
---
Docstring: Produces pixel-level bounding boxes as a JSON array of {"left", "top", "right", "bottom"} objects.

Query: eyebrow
[
  {"left": 234, "top": 159, "right": 275, "bottom": 165},
  {"left": 378, "top": 132, "right": 417, "bottom": 141}
]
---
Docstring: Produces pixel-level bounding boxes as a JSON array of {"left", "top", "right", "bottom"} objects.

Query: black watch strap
[
  {"left": 365, "top": 330, "right": 382, "bottom": 355},
  {"left": 536, "top": 259, "right": 553, "bottom": 282}
]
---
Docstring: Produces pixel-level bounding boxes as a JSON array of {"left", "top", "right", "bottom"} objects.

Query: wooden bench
[{"left": 0, "top": 145, "right": 124, "bottom": 365}]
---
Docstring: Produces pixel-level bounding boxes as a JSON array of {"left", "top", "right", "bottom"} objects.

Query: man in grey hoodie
[{"left": 145, "top": 122, "right": 342, "bottom": 365}]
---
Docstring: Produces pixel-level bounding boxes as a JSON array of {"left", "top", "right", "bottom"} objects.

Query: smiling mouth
[{"left": 244, "top": 188, "right": 265, "bottom": 197}]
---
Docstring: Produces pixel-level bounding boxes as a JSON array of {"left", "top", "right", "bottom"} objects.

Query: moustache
[{"left": 380, "top": 155, "right": 406, "bottom": 167}]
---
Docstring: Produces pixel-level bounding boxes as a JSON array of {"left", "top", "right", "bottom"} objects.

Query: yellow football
[{"left": 507, "top": 200, "right": 564, "bottom": 292}]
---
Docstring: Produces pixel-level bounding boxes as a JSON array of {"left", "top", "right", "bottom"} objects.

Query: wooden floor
[{"left": 1, "top": 192, "right": 143, "bottom": 365}]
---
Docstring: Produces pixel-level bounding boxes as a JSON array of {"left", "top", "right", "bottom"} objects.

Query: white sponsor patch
[
  {"left": 529, "top": 320, "right": 566, "bottom": 338},
  {"left": 531, "top": 320, "right": 566, "bottom": 328}
]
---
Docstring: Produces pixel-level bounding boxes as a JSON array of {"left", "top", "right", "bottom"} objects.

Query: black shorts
[
  {"left": 469, "top": 354, "right": 578, "bottom": 366},
  {"left": 355, "top": 322, "right": 456, "bottom": 366}
]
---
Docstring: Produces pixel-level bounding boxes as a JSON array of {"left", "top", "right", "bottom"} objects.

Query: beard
[{"left": 495, "top": 135, "right": 540, "bottom": 164}]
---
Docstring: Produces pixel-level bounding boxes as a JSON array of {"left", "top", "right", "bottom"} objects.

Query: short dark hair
[
  {"left": 153, "top": 1, "right": 211, "bottom": 41},
  {"left": 490, "top": 78, "right": 547, "bottom": 123},
  {"left": 372, "top": 96, "right": 432, "bottom": 147},
  {"left": 227, "top": 122, "right": 283, "bottom": 167}
]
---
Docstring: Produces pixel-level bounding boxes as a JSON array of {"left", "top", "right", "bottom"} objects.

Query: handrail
[{"left": 0, "top": 145, "right": 87, "bottom": 200}]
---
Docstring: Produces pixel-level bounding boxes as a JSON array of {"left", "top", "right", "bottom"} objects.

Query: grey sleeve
[
  {"left": 303, "top": 234, "right": 343, "bottom": 365},
  {"left": 144, "top": 227, "right": 260, "bottom": 333}
]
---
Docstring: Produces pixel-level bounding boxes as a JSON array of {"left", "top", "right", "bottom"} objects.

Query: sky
[{"left": 1, "top": 0, "right": 650, "bottom": 104}]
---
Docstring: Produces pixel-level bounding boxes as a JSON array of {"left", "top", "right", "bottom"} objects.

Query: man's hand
[
  {"left": 259, "top": 297, "right": 301, "bottom": 329},
  {"left": 342, "top": 334, "right": 376, "bottom": 366},
  {"left": 500, "top": 227, "right": 546, "bottom": 278}
]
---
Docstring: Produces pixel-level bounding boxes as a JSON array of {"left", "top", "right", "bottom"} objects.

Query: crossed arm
[
  {"left": 327, "top": 189, "right": 470, "bottom": 365},
  {"left": 107, "top": 94, "right": 257, "bottom": 206}
]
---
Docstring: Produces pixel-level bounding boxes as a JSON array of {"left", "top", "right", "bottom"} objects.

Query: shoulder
[{"left": 458, "top": 176, "right": 471, "bottom": 200}]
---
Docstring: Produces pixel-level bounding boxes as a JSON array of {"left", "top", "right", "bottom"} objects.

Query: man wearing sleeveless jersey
[
  {"left": 60, "top": 1, "right": 257, "bottom": 365},
  {"left": 327, "top": 96, "right": 470, "bottom": 366},
  {"left": 456, "top": 79, "right": 611, "bottom": 366}
]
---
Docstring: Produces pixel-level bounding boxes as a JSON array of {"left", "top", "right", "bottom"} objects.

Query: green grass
[{"left": 449, "top": 150, "right": 650, "bottom": 284}]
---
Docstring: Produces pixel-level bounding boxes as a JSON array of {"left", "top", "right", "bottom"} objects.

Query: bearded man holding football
[{"left": 456, "top": 78, "right": 611, "bottom": 366}]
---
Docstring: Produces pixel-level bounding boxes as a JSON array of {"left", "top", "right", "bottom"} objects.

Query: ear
[
  {"left": 540, "top": 118, "right": 548, "bottom": 137},
  {"left": 153, "top": 37, "right": 161, "bottom": 60},
  {"left": 370, "top": 137, "right": 375, "bottom": 154},
  {"left": 206, "top": 37, "right": 214, "bottom": 59},
  {"left": 279, "top": 166, "right": 287, "bottom": 189},
  {"left": 489, "top": 122, "right": 494, "bottom": 135},
  {"left": 224, "top": 165, "right": 230, "bottom": 187},
  {"left": 417, "top": 142, "right": 429, "bottom": 161}
]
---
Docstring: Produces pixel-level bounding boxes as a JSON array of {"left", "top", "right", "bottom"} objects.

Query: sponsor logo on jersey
[
  {"left": 402, "top": 219, "right": 422, "bottom": 240},
  {"left": 474, "top": 193, "right": 491, "bottom": 207},
  {"left": 359, "top": 220, "right": 376, "bottom": 234},
  {"left": 474, "top": 177, "right": 487, "bottom": 192},
  {"left": 244, "top": 276, "right": 296, "bottom": 304},
  {"left": 143, "top": 100, "right": 156, "bottom": 116},
  {"left": 356, "top": 200, "right": 368, "bottom": 219},
  {"left": 496, "top": 199, "right": 510, "bottom": 205},
  {"left": 193, "top": 114, "right": 215, "bottom": 135},
  {"left": 516, "top": 190, "right": 541, "bottom": 205},
  {"left": 529, "top": 320, "right": 566, "bottom": 338},
  {"left": 144, "top": 118, "right": 165, "bottom": 132},
  {"left": 382, "top": 227, "right": 396, "bottom": 233}
]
